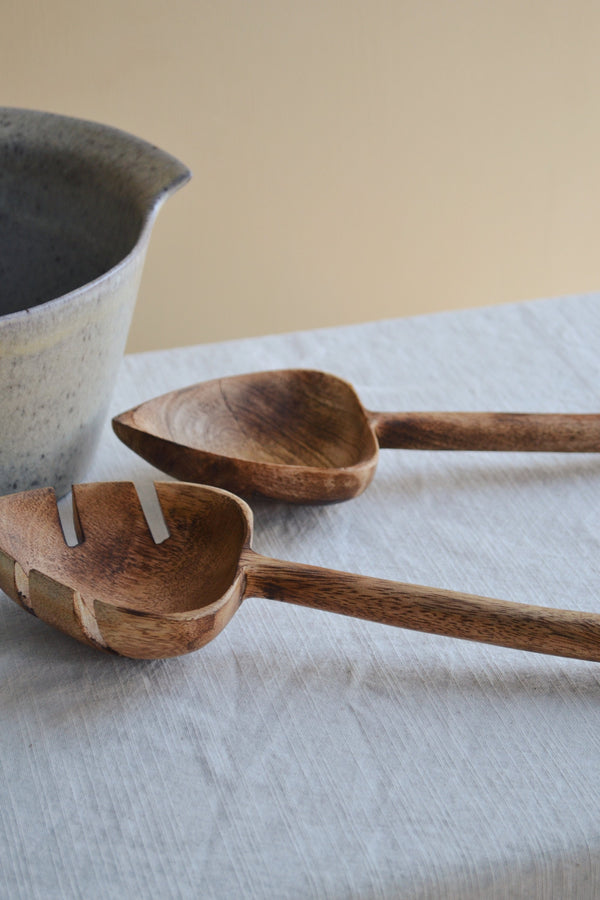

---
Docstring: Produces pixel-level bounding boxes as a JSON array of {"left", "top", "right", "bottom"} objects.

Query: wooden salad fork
[{"left": 1, "top": 480, "right": 599, "bottom": 662}]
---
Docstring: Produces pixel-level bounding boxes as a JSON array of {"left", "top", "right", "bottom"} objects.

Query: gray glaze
[{"left": 0, "top": 108, "right": 190, "bottom": 497}]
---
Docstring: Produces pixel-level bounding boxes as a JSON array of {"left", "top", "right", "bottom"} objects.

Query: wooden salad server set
[
  {"left": 112, "top": 368, "right": 600, "bottom": 503},
  {"left": 2, "top": 367, "right": 600, "bottom": 662}
]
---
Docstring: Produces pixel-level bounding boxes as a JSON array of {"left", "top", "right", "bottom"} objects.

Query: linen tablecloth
[{"left": 2, "top": 293, "right": 600, "bottom": 899}]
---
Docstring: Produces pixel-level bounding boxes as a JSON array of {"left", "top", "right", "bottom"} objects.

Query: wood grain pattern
[
  {"left": 372, "top": 410, "right": 600, "bottom": 451},
  {"left": 1, "top": 480, "right": 600, "bottom": 662},
  {"left": 113, "top": 369, "right": 600, "bottom": 503},
  {"left": 243, "top": 552, "right": 600, "bottom": 661}
]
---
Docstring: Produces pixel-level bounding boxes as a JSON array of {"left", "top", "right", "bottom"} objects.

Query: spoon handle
[
  {"left": 369, "top": 411, "right": 600, "bottom": 452},
  {"left": 243, "top": 550, "right": 600, "bottom": 661}
]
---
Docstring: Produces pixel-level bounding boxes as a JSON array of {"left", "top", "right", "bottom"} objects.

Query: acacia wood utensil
[
  {"left": 112, "top": 369, "right": 600, "bottom": 503},
  {"left": 1, "top": 480, "right": 600, "bottom": 661}
]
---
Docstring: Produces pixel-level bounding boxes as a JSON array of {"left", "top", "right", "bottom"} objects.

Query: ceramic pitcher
[{"left": 0, "top": 108, "right": 190, "bottom": 497}]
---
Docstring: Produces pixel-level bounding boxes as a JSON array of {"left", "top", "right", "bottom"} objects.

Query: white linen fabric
[{"left": 2, "top": 294, "right": 600, "bottom": 899}]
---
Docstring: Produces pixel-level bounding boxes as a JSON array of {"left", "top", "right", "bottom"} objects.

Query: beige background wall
[{"left": 3, "top": 1, "right": 600, "bottom": 353}]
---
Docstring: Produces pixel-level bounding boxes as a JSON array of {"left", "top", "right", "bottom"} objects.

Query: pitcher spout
[
  {"left": 0, "top": 108, "right": 191, "bottom": 318},
  {"left": 91, "top": 124, "right": 192, "bottom": 216}
]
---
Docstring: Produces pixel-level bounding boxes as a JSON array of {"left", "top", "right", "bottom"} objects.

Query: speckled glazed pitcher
[{"left": 0, "top": 108, "right": 190, "bottom": 497}]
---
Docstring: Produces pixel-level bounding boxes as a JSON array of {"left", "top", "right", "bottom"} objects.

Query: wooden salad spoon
[
  {"left": 1, "top": 479, "right": 600, "bottom": 661},
  {"left": 112, "top": 369, "right": 600, "bottom": 503}
]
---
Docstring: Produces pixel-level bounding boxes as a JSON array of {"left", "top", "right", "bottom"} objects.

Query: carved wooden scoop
[
  {"left": 1, "top": 480, "right": 599, "bottom": 661},
  {"left": 113, "top": 369, "right": 600, "bottom": 503}
]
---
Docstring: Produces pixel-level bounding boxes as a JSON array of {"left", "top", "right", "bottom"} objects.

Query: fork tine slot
[
  {"left": 0, "top": 547, "right": 19, "bottom": 606},
  {"left": 71, "top": 482, "right": 155, "bottom": 546},
  {"left": 134, "top": 480, "right": 170, "bottom": 544},
  {"left": 28, "top": 570, "right": 106, "bottom": 649}
]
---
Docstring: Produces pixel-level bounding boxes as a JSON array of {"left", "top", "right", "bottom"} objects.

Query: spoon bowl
[
  {"left": 2, "top": 480, "right": 600, "bottom": 662},
  {"left": 114, "top": 369, "right": 380, "bottom": 502},
  {"left": 113, "top": 369, "right": 600, "bottom": 503}
]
